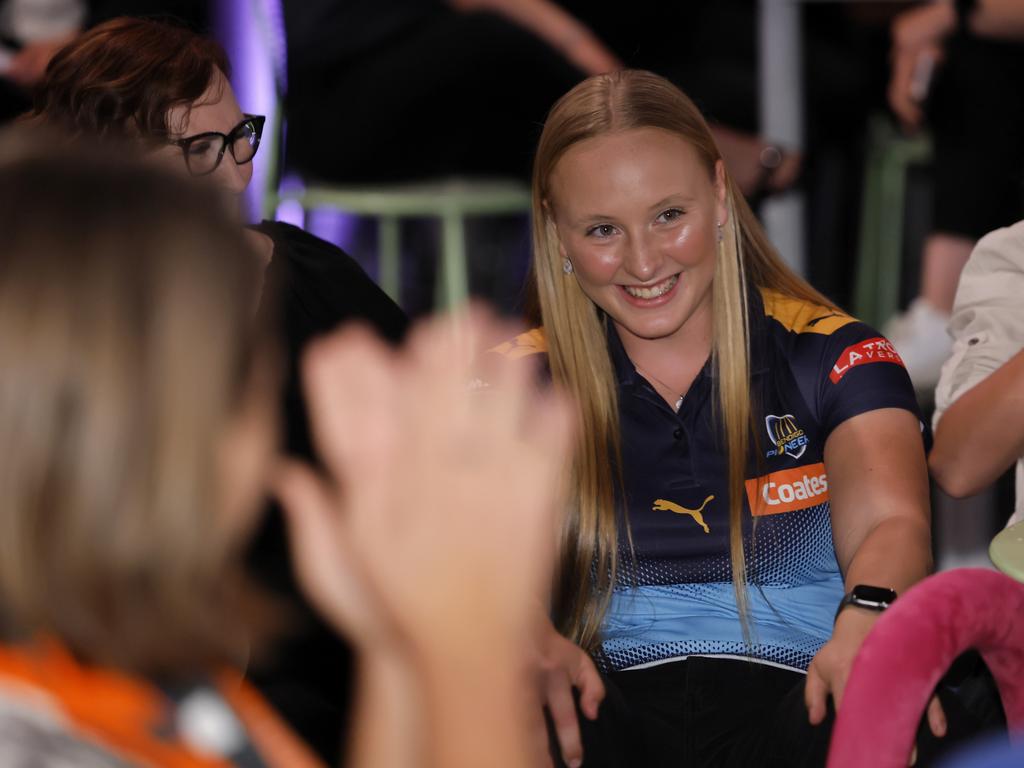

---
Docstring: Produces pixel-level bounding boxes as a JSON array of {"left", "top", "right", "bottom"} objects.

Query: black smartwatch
[{"left": 834, "top": 584, "right": 897, "bottom": 623}]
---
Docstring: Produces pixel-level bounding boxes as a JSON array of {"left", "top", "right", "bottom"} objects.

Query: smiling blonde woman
[{"left": 494, "top": 70, "right": 961, "bottom": 768}]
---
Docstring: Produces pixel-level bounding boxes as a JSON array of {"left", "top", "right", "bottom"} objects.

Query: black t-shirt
[
  {"left": 86, "top": 1, "right": 209, "bottom": 31},
  {"left": 282, "top": 0, "right": 442, "bottom": 77},
  {"left": 246, "top": 220, "right": 408, "bottom": 765},
  {"left": 258, "top": 219, "right": 407, "bottom": 455}
]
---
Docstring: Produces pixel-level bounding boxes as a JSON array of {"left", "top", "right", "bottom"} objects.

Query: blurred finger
[
  {"left": 530, "top": 388, "right": 576, "bottom": 472},
  {"left": 804, "top": 664, "right": 828, "bottom": 725},
  {"left": 545, "top": 671, "right": 584, "bottom": 768},
  {"left": 273, "top": 460, "right": 374, "bottom": 635},
  {"left": 566, "top": 647, "right": 605, "bottom": 722},
  {"left": 403, "top": 308, "right": 486, "bottom": 440},
  {"left": 909, "top": 47, "right": 937, "bottom": 103},
  {"left": 528, "top": 698, "right": 556, "bottom": 768},
  {"left": 927, "top": 695, "right": 947, "bottom": 738},
  {"left": 471, "top": 346, "right": 534, "bottom": 438},
  {"left": 888, "top": 49, "right": 922, "bottom": 133},
  {"left": 301, "top": 324, "right": 397, "bottom": 476},
  {"left": 831, "top": 669, "right": 848, "bottom": 713}
]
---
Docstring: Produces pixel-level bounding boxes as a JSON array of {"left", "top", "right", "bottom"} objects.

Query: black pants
[
  {"left": 285, "top": 9, "right": 584, "bottom": 183},
  {"left": 553, "top": 655, "right": 1006, "bottom": 768}
]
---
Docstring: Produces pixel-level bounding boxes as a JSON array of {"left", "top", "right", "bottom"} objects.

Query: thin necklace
[{"left": 635, "top": 364, "right": 685, "bottom": 412}]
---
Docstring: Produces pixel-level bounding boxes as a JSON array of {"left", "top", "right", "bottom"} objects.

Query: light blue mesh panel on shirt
[{"left": 600, "top": 503, "right": 844, "bottom": 672}]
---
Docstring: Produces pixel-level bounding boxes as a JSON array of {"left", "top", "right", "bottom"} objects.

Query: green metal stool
[
  {"left": 270, "top": 176, "right": 531, "bottom": 310},
  {"left": 252, "top": 0, "right": 531, "bottom": 311},
  {"left": 853, "top": 115, "right": 932, "bottom": 328}
]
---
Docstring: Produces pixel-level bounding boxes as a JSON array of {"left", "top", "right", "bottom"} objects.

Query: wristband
[{"left": 834, "top": 584, "right": 897, "bottom": 624}]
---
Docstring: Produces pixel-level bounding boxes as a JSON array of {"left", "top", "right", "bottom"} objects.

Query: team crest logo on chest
[{"left": 765, "top": 414, "right": 809, "bottom": 460}]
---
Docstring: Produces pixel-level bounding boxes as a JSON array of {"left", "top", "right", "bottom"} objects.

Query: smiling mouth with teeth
[{"left": 623, "top": 274, "right": 679, "bottom": 300}]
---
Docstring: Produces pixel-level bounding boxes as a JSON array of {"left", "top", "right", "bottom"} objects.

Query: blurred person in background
[
  {"left": 883, "top": 0, "right": 1024, "bottom": 390},
  {"left": 282, "top": 0, "right": 803, "bottom": 195},
  {"left": 0, "top": 138, "right": 574, "bottom": 768},
  {"left": 280, "top": 0, "right": 617, "bottom": 317},
  {"left": 281, "top": 0, "right": 608, "bottom": 184},
  {"left": 0, "top": 0, "right": 207, "bottom": 121},
  {"left": 278, "top": 0, "right": 807, "bottom": 318},
  {"left": 930, "top": 219, "right": 1024, "bottom": 529},
  {"left": 27, "top": 17, "right": 408, "bottom": 762},
  {"left": 554, "top": 0, "right": 803, "bottom": 201},
  {"left": 281, "top": 0, "right": 604, "bottom": 316}
]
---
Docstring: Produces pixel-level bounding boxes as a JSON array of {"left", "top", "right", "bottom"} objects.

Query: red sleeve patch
[{"left": 829, "top": 337, "right": 905, "bottom": 383}]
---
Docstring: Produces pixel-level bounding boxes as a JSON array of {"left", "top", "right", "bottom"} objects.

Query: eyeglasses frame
[{"left": 171, "top": 114, "right": 267, "bottom": 177}]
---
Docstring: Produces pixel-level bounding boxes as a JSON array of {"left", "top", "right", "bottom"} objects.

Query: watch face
[{"left": 852, "top": 585, "right": 896, "bottom": 607}]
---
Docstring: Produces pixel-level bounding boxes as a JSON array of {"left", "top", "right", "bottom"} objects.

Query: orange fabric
[
  {"left": 216, "top": 670, "right": 324, "bottom": 768},
  {"left": 489, "top": 328, "right": 548, "bottom": 359},
  {"left": 0, "top": 641, "right": 324, "bottom": 768}
]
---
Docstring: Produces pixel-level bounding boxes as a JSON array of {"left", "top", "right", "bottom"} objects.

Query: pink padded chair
[{"left": 827, "top": 569, "right": 1024, "bottom": 768}]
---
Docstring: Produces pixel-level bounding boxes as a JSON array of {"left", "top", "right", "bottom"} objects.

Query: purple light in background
[
  {"left": 213, "top": 0, "right": 280, "bottom": 223},
  {"left": 212, "top": 0, "right": 361, "bottom": 252}
]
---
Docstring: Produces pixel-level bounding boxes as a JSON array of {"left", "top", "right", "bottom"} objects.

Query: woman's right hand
[{"left": 530, "top": 615, "right": 606, "bottom": 768}]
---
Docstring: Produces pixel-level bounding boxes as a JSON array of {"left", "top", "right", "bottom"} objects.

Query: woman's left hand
[
  {"left": 806, "top": 608, "right": 947, "bottom": 741},
  {"left": 816, "top": 407, "right": 943, "bottom": 751},
  {"left": 886, "top": 2, "right": 955, "bottom": 133},
  {"left": 805, "top": 608, "right": 876, "bottom": 723}
]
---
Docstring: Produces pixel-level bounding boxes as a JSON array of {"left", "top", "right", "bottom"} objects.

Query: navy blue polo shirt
[{"left": 492, "top": 288, "right": 921, "bottom": 672}]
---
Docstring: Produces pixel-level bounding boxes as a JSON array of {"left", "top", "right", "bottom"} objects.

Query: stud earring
[
  {"left": 716, "top": 221, "right": 724, "bottom": 244},
  {"left": 563, "top": 258, "right": 574, "bottom": 274}
]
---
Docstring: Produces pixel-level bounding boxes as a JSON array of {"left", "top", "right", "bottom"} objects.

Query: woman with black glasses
[{"left": 26, "top": 16, "right": 408, "bottom": 764}]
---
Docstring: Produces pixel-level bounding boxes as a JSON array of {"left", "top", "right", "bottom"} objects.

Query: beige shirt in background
[{"left": 934, "top": 220, "right": 1024, "bottom": 528}]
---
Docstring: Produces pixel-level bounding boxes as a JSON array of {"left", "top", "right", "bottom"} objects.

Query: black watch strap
[{"left": 834, "top": 584, "right": 897, "bottom": 624}]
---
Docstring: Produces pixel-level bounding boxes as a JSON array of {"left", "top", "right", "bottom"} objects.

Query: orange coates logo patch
[
  {"left": 829, "top": 337, "right": 905, "bottom": 383},
  {"left": 745, "top": 463, "right": 830, "bottom": 516}
]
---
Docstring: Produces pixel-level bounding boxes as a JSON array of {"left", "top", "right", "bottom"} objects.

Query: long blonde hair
[{"left": 532, "top": 70, "right": 831, "bottom": 651}]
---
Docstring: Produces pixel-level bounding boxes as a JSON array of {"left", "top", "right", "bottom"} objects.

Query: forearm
[
  {"left": 896, "top": 1, "right": 1024, "bottom": 47},
  {"left": 348, "top": 637, "right": 533, "bottom": 768},
  {"left": 971, "top": 0, "right": 1024, "bottom": 40},
  {"left": 416, "top": 638, "right": 534, "bottom": 768},
  {"left": 346, "top": 648, "right": 424, "bottom": 768},
  {"left": 841, "top": 515, "right": 933, "bottom": 595},
  {"left": 448, "top": 0, "right": 589, "bottom": 54},
  {"left": 931, "top": 347, "right": 1024, "bottom": 497},
  {"left": 831, "top": 516, "right": 932, "bottom": 645}
]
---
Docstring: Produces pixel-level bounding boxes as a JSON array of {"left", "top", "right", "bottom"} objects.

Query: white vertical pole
[{"left": 758, "top": 0, "right": 806, "bottom": 276}]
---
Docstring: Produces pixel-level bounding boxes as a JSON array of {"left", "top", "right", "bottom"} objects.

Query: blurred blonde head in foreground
[{"left": 0, "top": 131, "right": 277, "bottom": 679}]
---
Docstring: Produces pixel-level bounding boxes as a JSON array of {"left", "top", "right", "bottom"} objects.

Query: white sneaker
[{"left": 882, "top": 298, "right": 951, "bottom": 393}]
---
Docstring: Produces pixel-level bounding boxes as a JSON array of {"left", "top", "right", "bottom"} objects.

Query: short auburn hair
[{"left": 30, "top": 16, "right": 230, "bottom": 145}]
